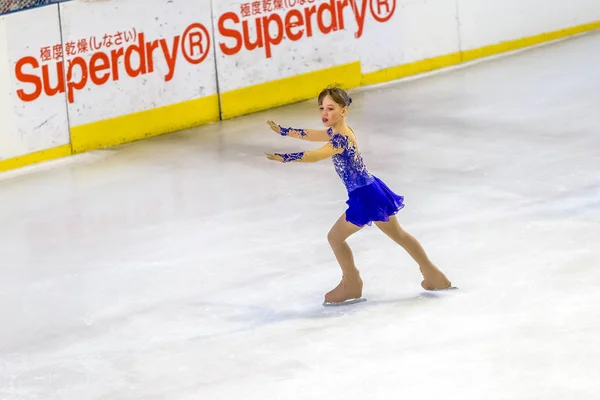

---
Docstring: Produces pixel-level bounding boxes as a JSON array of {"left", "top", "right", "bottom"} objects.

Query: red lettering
[
  {"left": 15, "top": 57, "right": 42, "bottom": 102},
  {"left": 124, "top": 33, "right": 147, "bottom": 78},
  {"left": 375, "top": 0, "right": 390, "bottom": 14},
  {"left": 13, "top": 23, "right": 211, "bottom": 104},
  {"left": 66, "top": 57, "right": 88, "bottom": 104},
  {"left": 350, "top": 0, "right": 368, "bottom": 38},
  {"left": 145, "top": 41, "right": 160, "bottom": 73},
  {"left": 218, "top": 12, "right": 243, "bottom": 56},
  {"left": 42, "top": 62, "right": 65, "bottom": 97},
  {"left": 336, "top": 0, "right": 350, "bottom": 30},
  {"left": 370, "top": 0, "right": 396, "bottom": 23},
  {"left": 188, "top": 31, "right": 204, "bottom": 56},
  {"left": 285, "top": 10, "right": 304, "bottom": 41},
  {"left": 304, "top": 6, "right": 316, "bottom": 37},
  {"left": 89, "top": 52, "right": 110, "bottom": 85},
  {"left": 317, "top": 0, "right": 338, "bottom": 34},
  {"left": 242, "top": 18, "right": 264, "bottom": 52},
  {"left": 10, "top": 2, "right": 401, "bottom": 104},
  {"left": 215, "top": 0, "right": 398, "bottom": 58},
  {"left": 110, "top": 47, "right": 124, "bottom": 81},
  {"left": 161, "top": 36, "right": 179, "bottom": 82},
  {"left": 262, "top": 14, "right": 283, "bottom": 58}
]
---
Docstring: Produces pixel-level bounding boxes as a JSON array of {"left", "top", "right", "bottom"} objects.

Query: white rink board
[
  {"left": 58, "top": 0, "right": 218, "bottom": 126},
  {"left": 458, "top": 0, "right": 600, "bottom": 51},
  {"left": 0, "top": 5, "right": 70, "bottom": 160},
  {"left": 212, "top": 0, "right": 359, "bottom": 93},
  {"left": 358, "top": 0, "right": 460, "bottom": 74},
  {"left": 0, "top": 15, "right": 13, "bottom": 157}
]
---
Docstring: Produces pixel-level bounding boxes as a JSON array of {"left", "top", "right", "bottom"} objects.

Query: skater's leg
[
  {"left": 324, "top": 213, "right": 364, "bottom": 303},
  {"left": 374, "top": 216, "right": 451, "bottom": 290},
  {"left": 327, "top": 212, "right": 363, "bottom": 277}
]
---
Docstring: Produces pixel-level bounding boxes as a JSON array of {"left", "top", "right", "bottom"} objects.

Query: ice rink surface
[{"left": 1, "top": 31, "right": 600, "bottom": 400}]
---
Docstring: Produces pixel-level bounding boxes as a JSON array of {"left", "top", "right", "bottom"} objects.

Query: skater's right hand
[
  {"left": 265, "top": 152, "right": 283, "bottom": 162},
  {"left": 266, "top": 120, "right": 282, "bottom": 135}
]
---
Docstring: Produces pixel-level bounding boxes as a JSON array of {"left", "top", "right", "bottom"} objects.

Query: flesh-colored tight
[{"left": 327, "top": 213, "right": 451, "bottom": 290}]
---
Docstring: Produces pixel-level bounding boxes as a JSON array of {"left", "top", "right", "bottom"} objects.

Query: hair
[{"left": 318, "top": 84, "right": 352, "bottom": 109}]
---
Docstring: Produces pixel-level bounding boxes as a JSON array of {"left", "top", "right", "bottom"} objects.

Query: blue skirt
[{"left": 345, "top": 176, "right": 405, "bottom": 227}]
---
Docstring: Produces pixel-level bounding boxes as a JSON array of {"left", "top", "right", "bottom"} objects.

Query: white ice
[{"left": 1, "top": 31, "right": 600, "bottom": 400}]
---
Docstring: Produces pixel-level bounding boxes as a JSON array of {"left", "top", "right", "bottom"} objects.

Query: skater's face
[{"left": 319, "top": 95, "right": 346, "bottom": 127}]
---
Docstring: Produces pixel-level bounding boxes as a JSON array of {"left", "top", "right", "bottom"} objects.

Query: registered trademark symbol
[
  {"left": 182, "top": 23, "right": 211, "bottom": 65},
  {"left": 370, "top": 0, "right": 396, "bottom": 23}
]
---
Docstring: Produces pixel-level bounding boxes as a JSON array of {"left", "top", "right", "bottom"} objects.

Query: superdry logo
[
  {"left": 15, "top": 23, "right": 211, "bottom": 103},
  {"left": 218, "top": 0, "right": 396, "bottom": 58}
]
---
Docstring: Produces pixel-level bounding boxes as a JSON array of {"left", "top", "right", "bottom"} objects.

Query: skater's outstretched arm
[
  {"left": 267, "top": 121, "right": 330, "bottom": 142},
  {"left": 266, "top": 140, "right": 343, "bottom": 163}
]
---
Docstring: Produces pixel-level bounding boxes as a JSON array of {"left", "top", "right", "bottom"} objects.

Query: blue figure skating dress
[{"left": 275, "top": 127, "right": 404, "bottom": 227}]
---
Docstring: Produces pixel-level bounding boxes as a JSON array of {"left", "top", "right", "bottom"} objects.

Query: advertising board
[
  {"left": 55, "top": 0, "right": 219, "bottom": 152},
  {"left": 212, "top": 0, "right": 362, "bottom": 119},
  {"left": 1, "top": 4, "right": 71, "bottom": 170},
  {"left": 358, "top": 0, "right": 461, "bottom": 85}
]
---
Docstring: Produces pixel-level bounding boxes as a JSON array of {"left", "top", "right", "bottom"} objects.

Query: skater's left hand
[{"left": 265, "top": 152, "right": 283, "bottom": 162}]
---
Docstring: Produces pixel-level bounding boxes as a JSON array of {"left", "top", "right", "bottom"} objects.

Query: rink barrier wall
[
  {"left": 56, "top": 0, "right": 220, "bottom": 154},
  {"left": 0, "top": 144, "right": 72, "bottom": 173},
  {"left": 210, "top": 0, "right": 362, "bottom": 119},
  {"left": 0, "top": 4, "right": 71, "bottom": 165},
  {"left": 70, "top": 95, "right": 220, "bottom": 154},
  {"left": 461, "top": 20, "right": 600, "bottom": 63},
  {"left": 361, "top": 53, "right": 463, "bottom": 86},
  {"left": 362, "top": 20, "right": 600, "bottom": 86},
  {"left": 0, "top": 0, "right": 599, "bottom": 174},
  {"left": 219, "top": 62, "right": 362, "bottom": 120}
]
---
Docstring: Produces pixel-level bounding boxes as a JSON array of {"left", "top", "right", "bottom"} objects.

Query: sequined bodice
[{"left": 329, "top": 128, "right": 374, "bottom": 192}]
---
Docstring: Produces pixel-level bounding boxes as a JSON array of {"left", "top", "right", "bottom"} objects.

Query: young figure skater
[{"left": 265, "top": 85, "right": 454, "bottom": 306}]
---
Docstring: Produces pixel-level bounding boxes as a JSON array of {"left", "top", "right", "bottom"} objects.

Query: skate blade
[
  {"left": 426, "top": 286, "right": 458, "bottom": 291},
  {"left": 322, "top": 298, "right": 367, "bottom": 307}
]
